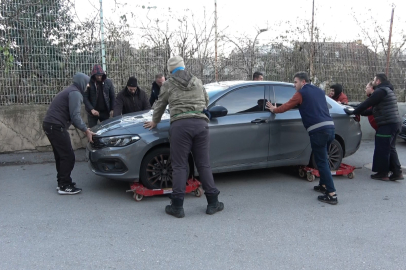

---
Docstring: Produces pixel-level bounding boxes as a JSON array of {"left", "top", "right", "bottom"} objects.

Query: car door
[
  {"left": 208, "top": 85, "right": 270, "bottom": 167},
  {"left": 267, "top": 84, "right": 310, "bottom": 161}
]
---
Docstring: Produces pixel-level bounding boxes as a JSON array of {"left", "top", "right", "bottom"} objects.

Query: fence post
[{"left": 100, "top": 0, "right": 106, "bottom": 72}]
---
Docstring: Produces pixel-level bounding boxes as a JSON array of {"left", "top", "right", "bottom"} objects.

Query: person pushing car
[{"left": 143, "top": 56, "right": 224, "bottom": 218}]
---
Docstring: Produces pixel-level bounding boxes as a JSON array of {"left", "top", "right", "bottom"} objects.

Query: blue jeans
[{"left": 309, "top": 128, "right": 336, "bottom": 193}]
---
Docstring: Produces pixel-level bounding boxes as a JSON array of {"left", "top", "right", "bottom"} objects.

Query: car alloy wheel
[{"left": 140, "top": 148, "right": 173, "bottom": 189}]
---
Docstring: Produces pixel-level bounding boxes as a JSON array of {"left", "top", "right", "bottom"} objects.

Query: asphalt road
[{"left": 1, "top": 140, "right": 405, "bottom": 270}]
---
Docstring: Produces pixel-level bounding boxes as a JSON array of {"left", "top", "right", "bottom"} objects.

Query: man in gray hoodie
[{"left": 43, "top": 73, "right": 95, "bottom": 194}]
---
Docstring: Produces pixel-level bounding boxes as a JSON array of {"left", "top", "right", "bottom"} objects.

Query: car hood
[{"left": 91, "top": 110, "right": 170, "bottom": 136}]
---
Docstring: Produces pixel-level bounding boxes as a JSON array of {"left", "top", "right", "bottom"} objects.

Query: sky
[{"left": 74, "top": 0, "right": 406, "bottom": 45}]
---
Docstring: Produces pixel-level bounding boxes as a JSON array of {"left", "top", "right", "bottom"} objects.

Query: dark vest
[
  {"left": 373, "top": 87, "right": 400, "bottom": 126},
  {"left": 43, "top": 84, "right": 79, "bottom": 129},
  {"left": 298, "top": 84, "right": 334, "bottom": 133}
]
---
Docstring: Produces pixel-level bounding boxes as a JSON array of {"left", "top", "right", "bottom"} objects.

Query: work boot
[
  {"left": 206, "top": 193, "right": 224, "bottom": 215},
  {"left": 165, "top": 198, "right": 185, "bottom": 218},
  {"left": 389, "top": 171, "right": 404, "bottom": 181}
]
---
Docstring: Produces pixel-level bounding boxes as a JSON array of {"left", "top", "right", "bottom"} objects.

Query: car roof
[{"left": 204, "top": 80, "right": 294, "bottom": 88}]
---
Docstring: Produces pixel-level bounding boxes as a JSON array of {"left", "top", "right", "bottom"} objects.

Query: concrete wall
[
  {"left": 0, "top": 103, "right": 405, "bottom": 153},
  {"left": 0, "top": 105, "right": 88, "bottom": 153}
]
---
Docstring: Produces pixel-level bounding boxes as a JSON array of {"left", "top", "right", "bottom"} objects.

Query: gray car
[
  {"left": 86, "top": 81, "right": 362, "bottom": 189},
  {"left": 399, "top": 113, "right": 406, "bottom": 141}
]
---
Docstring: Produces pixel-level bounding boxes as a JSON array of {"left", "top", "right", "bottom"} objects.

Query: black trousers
[
  {"left": 169, "top": 118, "right": 219, "bottom": 199},
  {"left": 43, "top": 122, "right": 75, "bottom": 187},
  {"left": 373, "top": 123, "right": 402, "bottom": 174},
  {"left": 88, "top": 110, "right": 110, "bottom": 128}
]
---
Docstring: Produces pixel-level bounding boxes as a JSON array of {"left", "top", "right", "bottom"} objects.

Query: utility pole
[
  {"left": 214, "top": 0, "right": 218, "bottom": 82},
  {"left": 251, "top": 28, "right": 267, "bottom": 79},
  {"left": 100, "top": 0, "right": 106, "bottom": 72},
  {"left": 385, "top": 5, "right": 395, "bottom": 76},
  {"left": 309, "top": 0, "right": 315, "bottom": 82}
]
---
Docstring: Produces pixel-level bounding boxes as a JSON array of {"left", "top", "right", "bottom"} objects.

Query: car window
[
  {"left": 212, "top": 86, "right": 265, "bottom": 114},
  {"left": 272, "top": 85, "right": 297, "bottom": 108}
]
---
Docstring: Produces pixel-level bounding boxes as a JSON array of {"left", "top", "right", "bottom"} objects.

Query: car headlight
[{"left": 98, "top": 135, "right": 141, "bottom": 147}]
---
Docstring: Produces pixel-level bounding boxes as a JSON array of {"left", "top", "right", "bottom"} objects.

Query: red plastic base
[
  {"left": 128, "top": 178, "right": 202, "bottom": 201},
  {"left": 300, "top": 163, "right": 356, "bottom": 178}
]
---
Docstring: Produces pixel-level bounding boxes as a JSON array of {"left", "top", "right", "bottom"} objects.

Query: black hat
[{"left": 127, "top": 77, "right": 138, "bottom": 87}]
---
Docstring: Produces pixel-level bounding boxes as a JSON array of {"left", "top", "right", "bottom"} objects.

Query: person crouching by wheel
[{"left": 143, "top": 56, "right": 224, "bottom": 218}]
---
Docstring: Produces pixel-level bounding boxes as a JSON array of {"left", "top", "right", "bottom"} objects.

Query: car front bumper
[{"left": 86, "top": 141, "right": 146, "bottom": 182}]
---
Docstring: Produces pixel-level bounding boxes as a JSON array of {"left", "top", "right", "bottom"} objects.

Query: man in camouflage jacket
[{"left": 144, "top": 56, "right": 224, "bottom": 218}]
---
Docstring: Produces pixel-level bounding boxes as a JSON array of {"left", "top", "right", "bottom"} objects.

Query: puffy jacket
[
  {"left": 83, "top": 65, "right": 115, "bottom": 114},
  {"left": 373, "top": 87, "right": 400, "bottom": 126},
  {"left": 152, "top": 70, "right": 209, "bottom": 124},
  {"left": 113, "top": 87, "right": 151, "bottom": 117}
]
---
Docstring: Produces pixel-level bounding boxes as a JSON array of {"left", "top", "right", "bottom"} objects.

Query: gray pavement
[{"left": 0, "top": 140, "right": 405, "bottom": 270}]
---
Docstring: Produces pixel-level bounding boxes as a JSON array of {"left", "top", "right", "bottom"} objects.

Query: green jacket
[{"left": 152, "top": 70, "right": 209, "bottom": 124}]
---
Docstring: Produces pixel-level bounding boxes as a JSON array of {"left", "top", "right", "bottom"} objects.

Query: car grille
[{"left": 91, "top": 137, "right": 106, "bottom": 149}]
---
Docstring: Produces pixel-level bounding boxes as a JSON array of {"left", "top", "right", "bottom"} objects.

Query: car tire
[
  {"left": 311, "top": 139, "right": 343, "bottom": 171},
  {"left": 140, "top": 147, "right": 190, "bottom": 190},
  {"left": 140, "top": 147, "right": 173, "bottom": 189}
]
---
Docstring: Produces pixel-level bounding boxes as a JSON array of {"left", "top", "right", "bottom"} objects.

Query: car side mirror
[{"left": 209, "top": 105, "right": 228, "bottom": 118}]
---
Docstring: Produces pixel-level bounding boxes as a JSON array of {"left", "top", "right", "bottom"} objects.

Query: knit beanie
[
  {"left": 127, "top": 77, "right": 138, "bottom": 87},
  {"left": 167, "top": 56, "right": 185, "bottom": 73}
]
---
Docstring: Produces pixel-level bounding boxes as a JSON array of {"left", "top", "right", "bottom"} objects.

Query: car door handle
[{"left": 251, "top": 119, "right": 267, "bottom": 124}]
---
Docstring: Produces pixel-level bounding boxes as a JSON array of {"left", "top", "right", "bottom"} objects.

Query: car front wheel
[
  {"left": 140, "top": 148, "right": 173, "bottom": 189},
  {"left": 139, "top": 147, "right": 191, "bottom": 190}
]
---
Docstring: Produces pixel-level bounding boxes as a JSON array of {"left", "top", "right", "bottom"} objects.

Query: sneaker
[
  {"left": 56, "top": 182, "right": 77, "bottom": 191},
  {"left": 58, "top": 184, "right": 82, "bottom": 195},
  {"left": 318, "top": 193, "right": 338, "bottom": 205},
  {"left": 314, "top": 185, "right": 327, "bottom": 193},
  {"left": 371, "top": 173, "right": 389, "bottom": 181},
  {"left": 389, "top": 172, "right": 404, "bottom": 181}
]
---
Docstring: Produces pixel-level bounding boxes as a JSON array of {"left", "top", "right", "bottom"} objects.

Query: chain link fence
[{"left": 1, "top": 0, "right": 405, "bottom": 106}]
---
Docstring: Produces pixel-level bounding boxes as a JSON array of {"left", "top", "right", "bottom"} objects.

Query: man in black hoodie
[
  {"left": 43, "top": 73, "right": 95, "bottom": 194},
  {"left": 346, "top": 73, "right": 403, "bottom": 181},
  {"left": 149, "top": 74, "right": 165, "bottom": 106},
  {"left": 83, "top": 65, "right": 115, "bottom": 127}
]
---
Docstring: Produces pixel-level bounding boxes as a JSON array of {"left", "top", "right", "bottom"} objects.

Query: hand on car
[
  {"left": 85, "top": 129, "right": 95, "bottom": 143},
  {"left": 266, "top": 101, "right": 277, "bottom": 113},
  {"left": 143, "top": 121, "right": 157, "bottom": 130},
  {"left": 91, "top": 109, "right": 99, "bottom": 116}
]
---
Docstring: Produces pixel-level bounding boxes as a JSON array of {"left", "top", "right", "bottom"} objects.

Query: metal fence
[{"left": 1, "top": 0, "right": 405, "bottom": 105}]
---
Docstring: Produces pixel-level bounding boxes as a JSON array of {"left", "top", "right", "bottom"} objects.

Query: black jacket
[
  {"left": 149, "top": 81, "right": 161, "bottom": 106},
  {"left": 83, "top": 65, "right": 115, "bottom": 114},
  {"left": 113, "top": 87, "right": 151, "bottom": 117},
  {"left": 353, "top": 82, "right": 400, "bottom": 127}
]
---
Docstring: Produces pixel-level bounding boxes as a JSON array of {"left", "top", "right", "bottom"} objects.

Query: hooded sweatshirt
[
  {"left": 83, "top": 65, "right": 115, "bottom": 114},
  {"left": 43, "top": 73, "right": 89, "bottom": 132},
  {"left": 152, "top": 70, "right": 209, "bottom": 124}
]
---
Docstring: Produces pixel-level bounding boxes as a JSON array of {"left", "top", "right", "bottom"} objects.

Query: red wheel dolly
[
  {"left": 298, "top": 163, "right": 357, "bottom": 182},
  {"left": 126, "top": 178, "right": 203, "bottom": 202}
]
